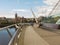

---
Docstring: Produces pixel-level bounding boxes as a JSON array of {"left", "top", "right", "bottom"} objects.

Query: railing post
[{"left": 6, "top": 28, "right": 12, "bottom": 38}]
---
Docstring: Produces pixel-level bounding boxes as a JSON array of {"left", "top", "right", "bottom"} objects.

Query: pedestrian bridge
[
  {"left": 8, "top": 23, "right": 49, "bottom": 45},
  {"left": 0, "top": 23, "right": 60, "bottom": 45}
]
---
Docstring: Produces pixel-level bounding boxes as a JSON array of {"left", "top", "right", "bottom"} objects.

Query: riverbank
[{"left": 0, "top": 23, "right": 15, "bottom": 28}]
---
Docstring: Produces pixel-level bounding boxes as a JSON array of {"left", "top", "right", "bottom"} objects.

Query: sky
[{"left": 0, "top": 0, "right": 59, "bottom": 18}]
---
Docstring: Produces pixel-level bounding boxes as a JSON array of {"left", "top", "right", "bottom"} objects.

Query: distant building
[
  {"left": 15, "top": 13, "right": 18, "bottom": 21},
  {"left": 15, "top": 13, "right": 21, "bottom": 23},
  {"left": 15, "top": 13, "right": 22, "bottom": 23},
  {"left": 0, "top": 17, "right": 6, "bottom": 20}
]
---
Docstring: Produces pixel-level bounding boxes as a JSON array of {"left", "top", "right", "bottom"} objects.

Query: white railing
[{"left": 0, "top": 23, "right": 33, "bottom": 45}]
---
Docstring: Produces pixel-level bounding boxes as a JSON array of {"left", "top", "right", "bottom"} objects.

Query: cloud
[
  {"left": 34, "top": 0, "right": 60, "bottom": 17},
  {"left": 51, "top": 2, "right": 60, "bottom": 15},
  {"left": 0, "top": 12, "right": 15, "bottom": 18},
  {"left": 0, "top": 9, "right": 34, "bottom": 18},
  {"left": 11, "top": 9, "right": 34, "bottom": 18},
  {"left": 35, "top": 6, "right": 53, "bottom": 17},
  {"left": 12, "top": 9, "right": 29, "bottom": 12},
  {"left": 43, "top": 0, "right": 59, "bottom": 6},
  {"left": 0, "top": 0, "right": 59, "bottom": 18},
  {"left": 43, "top": 0, "right": 60, "bottom": 15}
]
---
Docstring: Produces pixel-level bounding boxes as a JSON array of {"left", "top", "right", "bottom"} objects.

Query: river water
[{"left": 0, "top": 28, "right": 15, "bottom": 45}]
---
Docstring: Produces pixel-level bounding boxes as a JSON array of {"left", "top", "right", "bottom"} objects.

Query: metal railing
[
  {"left": 8, "top": 23, "right": 32, "bottom": 45},
  {"left": 0, "top": 24, "right": 15, "bottom": 31},
  {"left": 8, "top": 27, "right": 22, "bottom": 45},
  {"left": 0, "top": 24, "right": 16, "bottom": 38},
  {"left": 0, "top": 23, "right": 33, "bottom": 45}
]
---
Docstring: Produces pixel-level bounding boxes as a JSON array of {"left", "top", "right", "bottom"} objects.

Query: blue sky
[
  {"left": 0, "top": 0, "right": 48, "bottom": 18},
  {"left": 0, "top": 0, "right": 46, "bottom": 11}
]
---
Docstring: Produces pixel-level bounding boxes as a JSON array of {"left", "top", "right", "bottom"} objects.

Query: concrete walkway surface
[{"left": 24, "top": 26, "right": 49, "bottom": 45}]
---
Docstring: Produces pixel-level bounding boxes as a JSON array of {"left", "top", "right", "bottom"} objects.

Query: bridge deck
[
  {"left": 24, "top": 26, "right": 49, "bottom": 45},
  {"left": 19, "top": 26, "right": 49, "bottom": 45},
  {"left": 18, "top": 25, "right": 60, "bottom": 45},
  {"left": 34, "top": 26, "right": 60, "bottom": 45}
]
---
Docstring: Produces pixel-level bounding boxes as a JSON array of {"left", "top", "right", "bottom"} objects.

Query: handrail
[
  {"left": 8, "top": 30, "right": 17, "bottom": 45},
  {"left": 8, "top": 25, "right": 22, "bottom": 45},
  {"left": 0, "top": 23, "right": 33, "bottom": 45},
  {"left": 0, "top": 24, "right": 17, "bottom": 38},
  {"left": 0, "top": 23, "right": 33, "bottom": 29},
  {"left": 0, "top": 24, "right": 15, "bottom": 31},
  {"left": 8, "top": 23, "right": 32, "bottom": 45}
]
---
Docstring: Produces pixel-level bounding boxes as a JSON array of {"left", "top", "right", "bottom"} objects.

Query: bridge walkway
[
  {"left": 19, "top": 26, "right": 49, "bottom": 45},
  {"left": 34, "top": 26, "right": 60, "bottom": 45},
  {"left": 8, "top": 24, "right": 60, "bottom": 45}
]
